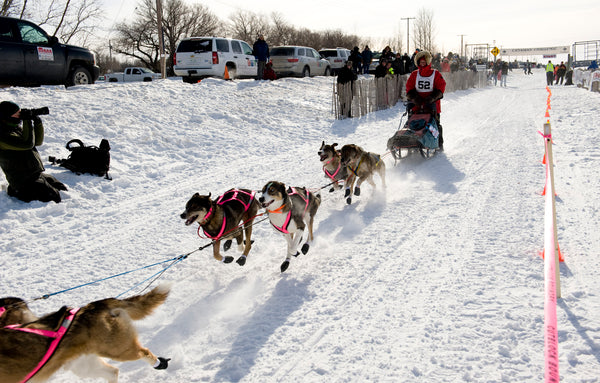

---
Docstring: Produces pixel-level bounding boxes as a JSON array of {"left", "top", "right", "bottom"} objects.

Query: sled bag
[
  {"left": 56, "top": 139, "right": 111, "bottom": 178},
  {"left": 418, "top": 119, "right": 439, "bottom": 149}
]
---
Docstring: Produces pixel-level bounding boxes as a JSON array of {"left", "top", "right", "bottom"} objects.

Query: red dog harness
[
  {"left": 268, "top": 187, "right": 310, "bottom": 234},
  {"left": 197, "top": 189, "right": 256, "bottom": 240},
  {"left": 4, "top": 307, "right": 80, "bottom": 383}
]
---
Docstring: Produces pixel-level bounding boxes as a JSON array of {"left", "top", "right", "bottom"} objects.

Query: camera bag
[{"left": 52, "top": 139, "right": 111, "bottom": 179}]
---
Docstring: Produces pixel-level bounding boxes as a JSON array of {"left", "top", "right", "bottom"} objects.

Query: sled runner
[{"left": 386, "top": 105, "right": 440, "bottom": 163}]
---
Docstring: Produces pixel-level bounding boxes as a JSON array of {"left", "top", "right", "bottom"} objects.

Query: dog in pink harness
[
  {"left": 318, "top": 141, "right": 348, "bottom": 192},
  {"left": 181, "top": 188, "right": 260, "bottom": 266},
  {"left": 259, "top": 181, "right": 321, "bottom": 272},
  {"left": 0, "top": 286, "right": 170, "bottom": 383}
]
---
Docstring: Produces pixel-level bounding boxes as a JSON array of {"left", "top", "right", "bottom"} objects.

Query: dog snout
[
  {"left": 180, "top": 212, "right": 187, "bottom": 219},
  {"left": 258, "top": 196, "right": 265, "bottom": 203}
]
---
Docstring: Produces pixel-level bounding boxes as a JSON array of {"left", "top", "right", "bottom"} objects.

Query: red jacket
[{"left": 406, "top": 64, "right": 446, "bottom": 113}]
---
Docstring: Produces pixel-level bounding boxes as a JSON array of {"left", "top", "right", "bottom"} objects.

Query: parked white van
[{"left": 173, "top": 37, "right": 257, "bottom": 82}]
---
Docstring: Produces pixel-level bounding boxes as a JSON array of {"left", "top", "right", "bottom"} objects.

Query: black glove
[{"left": 430, "top": 89, "right": 443, "bottom": 102}]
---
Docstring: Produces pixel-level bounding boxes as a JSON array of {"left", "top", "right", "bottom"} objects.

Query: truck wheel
[
  {"left": 143, "top": 77, "right": 152, "bottom": 82},
  {"left": 109, "top": 78, "right": 118, "bottom": 82},
  {"left": 67, "top": 66, "right": 92, "bottom": 87}
]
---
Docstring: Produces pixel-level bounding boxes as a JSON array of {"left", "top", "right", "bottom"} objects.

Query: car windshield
[
  {"left": 177, "top": 39, "right": 211, "bottom": 53},
  {"left": 319, "top": 51, "right": 337, "bottom": 58},
  {"left": 271, "top": 47, "right": 295, "bottom": 56}
]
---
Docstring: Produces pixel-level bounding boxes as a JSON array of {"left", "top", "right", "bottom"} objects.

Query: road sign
[{"left": 491, "top": 47, "right": 499, "bottom": 56}]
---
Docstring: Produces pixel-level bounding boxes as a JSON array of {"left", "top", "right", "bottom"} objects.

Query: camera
[{"left": 20, "top": 107, "right": 49, "bottom": 120}]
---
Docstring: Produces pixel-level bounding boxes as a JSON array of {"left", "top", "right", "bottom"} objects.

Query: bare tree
[
  {"left": 113, "top": 0, "right": 221, "bottom": 74},
  {"left": 412, "top": 7, "right": 435, "bottom": 52},
  {"left": 1, "top": 0, "right": 101, "bottom": 45},
  {"left": 228, "top": 9, "right": 269, "bottom": 43},
  {"left": 269, "top": 12, "right": 294, "bottom": 45}
]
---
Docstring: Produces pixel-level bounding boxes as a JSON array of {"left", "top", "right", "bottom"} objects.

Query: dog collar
[{"left": 267, "top": 203, "right": 286, "bottom": 214}]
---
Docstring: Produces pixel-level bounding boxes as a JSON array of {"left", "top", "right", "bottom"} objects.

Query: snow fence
[{"left": 333, "top": 70, "right": 487, "bottom": 119}]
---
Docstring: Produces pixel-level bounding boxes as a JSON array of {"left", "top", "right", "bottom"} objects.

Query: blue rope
[{"left": 32, "top": 243, "right": 212, "bottom": 302}]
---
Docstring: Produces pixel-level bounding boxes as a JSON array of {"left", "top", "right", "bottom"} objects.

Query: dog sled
[{"left": 386, "top": 105, "right": 440, "bottom": 163}]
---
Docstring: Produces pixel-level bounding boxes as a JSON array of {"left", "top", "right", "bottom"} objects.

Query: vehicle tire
[
  {"left": 67, "top": 66, "right": 92, "bottom": 87},
  {"left": 143, "top": 77, "right": 152, "bottom": 82},
  {"left": 182, "top": 77, "right": 196, "bottom": 84},
  {"left": 302, "top": 66, "right": 310, "bottom": 77},
  {"left": 324, "top": 67, "right": 331, "bottom": 76},
  {"left": 108, "top": 78, "right": 118, "bottom": 82}
]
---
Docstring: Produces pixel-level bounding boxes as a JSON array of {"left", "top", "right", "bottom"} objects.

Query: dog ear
[
  {"left": 332, "top": 143, "right": 338, "bottom": 149},
  {"left": 193, "top": 193, "right": 200, "bottom": 198},
  {"left": 321, "top": 140, "right": 325, "bottom": 148},
  {"left": 207, "top": 192, "right": 211, "bottom": 199}
]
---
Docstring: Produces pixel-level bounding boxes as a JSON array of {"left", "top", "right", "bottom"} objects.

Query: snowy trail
[{"left": 1, "top": 70, "right": 599, "bottom": 382}]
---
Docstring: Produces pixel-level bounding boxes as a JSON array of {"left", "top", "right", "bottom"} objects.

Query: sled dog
[
  {"left": 180, "top": 188, "right": 260, "bottom": 265},
  {"left": 340, "top": 144, "right": 387, "bottom": 204},
  {"left": 259, "top": 181, "right": 321, "bottom": 272},
  {"left": 0, "top": 285, "right": 170, "bottom": 383},
  {"left": 318, "top": 141, "right": 348, "bottom": 192}
]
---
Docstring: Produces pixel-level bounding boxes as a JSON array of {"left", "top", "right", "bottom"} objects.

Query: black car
[{"left": 0, "top": 16, "right": 99, "bottom": 87}]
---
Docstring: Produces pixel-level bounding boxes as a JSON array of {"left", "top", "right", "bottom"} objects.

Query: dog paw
[
  {"left": 236, "top": 255, "right": 247, "bottom": 266},
  {"left": 301, "top": 243, "right": 310, "bottom": 255},
  {"left": 354, "top": 186, "right": 361, "bottom": 196},
  {"left": 344, "top": 188, "right": 351, "bottom": 197},
  {"left": 223, "top": 240, "right": 232, "bottom": 252},
  {"left": 280, "top": 260, "right": 290, "bottom": 273},
  {"left": 154, "top": 357, "right": 170, "bottom": 370},
  {"left": 346, "top": 197, "right": 352, "bottom": 205},
  {"left": 222, "top": 256, "right": 234, "bottom": 264}
]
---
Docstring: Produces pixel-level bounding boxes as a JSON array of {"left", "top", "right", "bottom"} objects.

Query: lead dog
[
  {"left": 318, "top": 141, "right": 348, "bottom": 192},
  {"left": 340, "top": 144, "right": 387, "bottom": 204},
  {"left": 181, "top": 188, "right": 260, "bottom": 266},
  {"left": 259, "top": 181, "right": 321, "bottom": 272},
  {"left": 0, "top": 285, "right": 170, "bottom": 383}
]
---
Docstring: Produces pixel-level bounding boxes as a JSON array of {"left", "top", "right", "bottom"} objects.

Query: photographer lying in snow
[{"left": 0, "top": 101, "right": 67, "bottom": 203}]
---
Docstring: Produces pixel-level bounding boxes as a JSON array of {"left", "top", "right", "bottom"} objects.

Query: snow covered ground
[{"left": 1, "top": 69, "right": 599, "bottom": 382}]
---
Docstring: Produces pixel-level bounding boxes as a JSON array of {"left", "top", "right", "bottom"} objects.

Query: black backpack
[{"left": 52, "top": 139, "right": 111, "bottom": 179}]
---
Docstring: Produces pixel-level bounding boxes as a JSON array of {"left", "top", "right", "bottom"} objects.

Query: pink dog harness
[
  {"left": 4, "top": 307, "right": 79, "bottom": 383},
  {"left": 268, "top": 187, "right": 310, "bottom": 234},
  {"left": 198, "top": 189, "right": 256, "bottom": 240}
]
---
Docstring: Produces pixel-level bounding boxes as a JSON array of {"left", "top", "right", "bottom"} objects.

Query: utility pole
[
  {"left": 401, "top": 17, "right": 415, "bottom": 54},
  {"left": 457, "top": 34, "right": 466, "bottom": 58},
  {"left": 156, "top": 0, "right": 166, "bottom": 79}
]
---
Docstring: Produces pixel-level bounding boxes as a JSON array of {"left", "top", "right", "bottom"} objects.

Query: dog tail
[{"left": 114, "top": 284, "right": 170, "bottom": 321}]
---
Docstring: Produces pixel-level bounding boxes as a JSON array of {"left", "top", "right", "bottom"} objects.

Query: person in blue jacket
[{"left": 252, "top": 34, "right": 270, "bottom": 80}]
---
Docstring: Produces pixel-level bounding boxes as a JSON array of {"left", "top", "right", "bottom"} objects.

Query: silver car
[{"left": 270, "top": 46, "right": 331, "bottom": 77}]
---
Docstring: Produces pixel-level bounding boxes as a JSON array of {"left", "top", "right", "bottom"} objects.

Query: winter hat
[
  {"left": 0, "top": 101, "right": 20, "bottom": 120},
  {"left": 414, "top": 50, "right": 432, "bottom": 66}
]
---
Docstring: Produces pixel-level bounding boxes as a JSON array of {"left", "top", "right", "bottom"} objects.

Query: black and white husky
[{"left": 259, "top": 181, "right": 321, "bottom": 272}]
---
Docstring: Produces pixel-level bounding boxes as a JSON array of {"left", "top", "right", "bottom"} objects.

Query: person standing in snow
[
  {"left": 361, "top": 45, "right": 373, "bottom": 74},
  {"left": 0, "top": 101, "right": 67, "bottom": 203},
  {"left": 252, "top": 34, "right": 269, "bottom": 80},
  {"left": 501, "top": 60, "right": 509, "bottom": 87},
  {"left": 337, "top": 60, "right": 357, "bottom": 118},
  {"left": 556, "top": 62, "right": 567, "bottom": 85},
  {"left": 405, "top": 50, "right": 447, "bottom": 150},
  {"left": 546, "top": 60, "right": 554, "bottom": 86},
  {"left": 349, "top": 47, "right": 363, "bottom": 74}
]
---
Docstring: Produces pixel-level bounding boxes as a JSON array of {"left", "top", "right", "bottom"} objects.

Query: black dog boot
[
  {"left": 280, "top": 260, "right": 290, "bottom": 273},
  {"left": 154, "top": 357, "right": 170, "bottom": 370},
  {"left": 222, "top": 256, "right": 234, "bottom": 264},
  {"left": 301, "top": 243, "right": 310, "bottom": 255},
  {"left": 354, "top": 186, "right": 361, "bottom": 196},
  {"left": 223, "top": 239, "right": 232, "bottom": 251},
  {"left": 236, "top": 255, "right": 246, "bottom": 266}
]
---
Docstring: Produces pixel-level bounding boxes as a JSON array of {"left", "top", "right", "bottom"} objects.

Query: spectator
[
  {"left": 374, "top": 58, "right": 388, "bottom": 78},
  {"left": 337, "top": 61, "right": 357, "bottom": 118},
  {"left": 588, "top": 60, "right": 598, "bottom": 70},
  {"left": 381, "top": 46, "right": 394, "bottom": 62},
  {"left": 545, "top": 60, "right": 554, "bottom": 86},
  {"left": 493, "top": 59, "right": 502, "bottom": 86},
  {"left": 402, "top": 53, "right": 411, "bottom": 74},
  {"left": 501, "top": 60, "right": 509, "bottom": 87},
  {"left": 0, "top": 101, "right": 67, "bottom": 203},
  {"left": 361, "top": 45, "right": 373, "bottom": 74},
  {"left": 392, "top": 52, "right": 405, "bottom": 75},
  {"left": 252, "top": 34, "right": 269, "bottom": 80},
  {"left": 556, "top": 62, "right": 567, "bottom": 85},
  {"left": 441, "top": 57, "right": 451, "bottom": 73},
  {"left": 263, "top": 61, "right": 277, "bottom": 80},
  {"left": 385, "top": 61, "right": 395, "bottom": 78},
  {"left": 349, "top": 47, "right": 363, "bottom": 74}
]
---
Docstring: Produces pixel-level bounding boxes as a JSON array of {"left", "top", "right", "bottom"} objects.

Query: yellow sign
[{"left": 491, "top": 47, "right": 499, "bottom": 56}]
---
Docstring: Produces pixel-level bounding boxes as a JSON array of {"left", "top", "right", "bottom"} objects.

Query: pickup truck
[
  {"left": 105, "top": 67, "right": 161, "bottom": 82},
  {"left": 0, "top": 16, "right": 99, "bottom": 87}
]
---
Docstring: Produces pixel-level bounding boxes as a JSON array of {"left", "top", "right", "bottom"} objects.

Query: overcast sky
[{"left": 104, "top": 0, "right": 598, "bottom": 56}]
